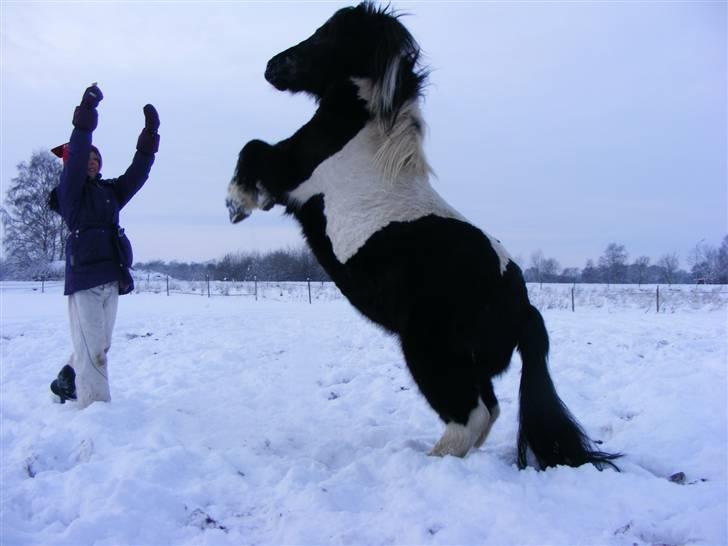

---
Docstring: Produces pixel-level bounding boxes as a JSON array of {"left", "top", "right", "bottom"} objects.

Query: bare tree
[
  {"left": 529, "top": 250, "right": 545, "bottom": 287},
  {"left": 633, "top": 256, "right": 650, "bottom": 287},
  {"left": 1, "top": 151, "right": 66, "bottom": 277},
  {"left": 688, "top": 238, "right": 726, "bottom": 283},
  {"left": 657, "top": 253, "right": 680, "bottom": 285},
  {"left": 525, "top": 251, "right": 561, "bottom": 286},
  {"left": 581, "top": 259, "right": 600, "bottom": 283},
  {"left": 561, "top": 267, "right": 580, "bottom": 283},
  {"left": 717, "top": 236, "right": 728, "bottom": 284},
  {"left": 542, "top": 257, "right": 561, "bottom": 279},
  {"left": 599, "top": 243, "right": 629, "bottom": 285}
]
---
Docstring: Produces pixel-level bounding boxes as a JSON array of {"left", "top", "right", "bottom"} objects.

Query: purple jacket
[{"left": 58, "top": 127, "right": 154, "bottom": 295}]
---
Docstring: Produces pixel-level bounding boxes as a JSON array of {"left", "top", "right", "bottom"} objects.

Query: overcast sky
[{"left": 2, "top": 1, "right": 725, "bottom": 268}]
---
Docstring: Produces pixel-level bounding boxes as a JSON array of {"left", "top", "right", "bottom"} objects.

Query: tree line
[
  {"left": 135, "top": 247, "right": 329, "bottom": 283},
  {"left": 2, "top": 150, "right": 727, "bottom": 284},
  {"left": 524, "top": 240, "right": 728, "bottom": 285}
]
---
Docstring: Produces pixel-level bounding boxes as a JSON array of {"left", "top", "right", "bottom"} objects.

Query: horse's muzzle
[
  {"left": 265, "top": 51, "right": 300, "bottom": 91},
  {"left": 265, "top": 60, "right": 287, "bottom": 90}
]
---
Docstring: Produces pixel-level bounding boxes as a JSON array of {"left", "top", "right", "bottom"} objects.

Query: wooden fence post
[
  {"left": 307, "top": 277, "right": 312, "bottom": 304},
  {"left": 166, "top": 275, "right": 169, "bottom": 296},
  {"left": 254, "top": 275, "right": 258, "bottom": 301},
  {"left": 207, "top": 275, "right": 211, "bottom": 298},
  {"left": 571, "top": 285, "right": 575, "bottom": 312},
  {"left": 656, "top": 285, "right": 660, "bottom": 313}
]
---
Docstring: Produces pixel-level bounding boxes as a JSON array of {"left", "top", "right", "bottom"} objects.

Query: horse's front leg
[{"left": 226, "top": 139, "right": 277, "bottom": 223}]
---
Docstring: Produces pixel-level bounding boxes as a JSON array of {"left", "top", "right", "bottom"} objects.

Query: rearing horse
[{"left": 226, "top": 2, "right": 619, "bottom": 470}]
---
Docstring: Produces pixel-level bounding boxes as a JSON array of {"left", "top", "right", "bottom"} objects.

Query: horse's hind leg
[
  {"left": 474, "top": 378, "right": 500, "bottom": 448},
  {"left": 401, "top": 335, "right": 490, "bottom": 457}
]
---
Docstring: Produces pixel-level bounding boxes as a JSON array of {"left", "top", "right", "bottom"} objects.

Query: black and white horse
[{"left": 226, "top": 3, "right": 619, "bottom": 470}]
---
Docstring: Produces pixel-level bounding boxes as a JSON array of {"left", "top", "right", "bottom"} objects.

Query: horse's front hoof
[
  {"left": 226, "top": 198, "right": 251, "bottom": 224},
  {"left": 230, "top": 210, "right": 250, "bottom": 223}
]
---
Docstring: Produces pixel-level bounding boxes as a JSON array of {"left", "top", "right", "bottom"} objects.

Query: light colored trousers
[{"left": 67, "top": 282, "right": 119, "bottom": 408}]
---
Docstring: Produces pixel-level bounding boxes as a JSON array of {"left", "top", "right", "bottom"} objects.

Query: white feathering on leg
[
  {"left": 474, "top": 404, "right": 500, "bottom": 449},
  {"left": 429, "top": 400, "right": 490, "bottom": 458}
]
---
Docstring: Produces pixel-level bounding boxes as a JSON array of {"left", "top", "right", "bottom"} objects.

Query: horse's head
[
  {"left": 265, "top": 2, "right": 426, "bottom": 126},
  {"left": 227, "top": 3, "right": 431, "bottom": 225}
]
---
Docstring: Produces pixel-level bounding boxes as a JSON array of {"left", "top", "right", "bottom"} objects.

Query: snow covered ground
[{"left": 1, "top": 282, "right": 726, "bottom": 545}]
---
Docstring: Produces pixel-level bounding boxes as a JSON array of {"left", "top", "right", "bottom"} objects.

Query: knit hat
[{"left": 51, "top": 143, "right": 102, "bottom": 170}]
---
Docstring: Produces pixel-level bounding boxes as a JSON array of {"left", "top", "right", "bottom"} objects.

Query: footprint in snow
[
  {"left": 23, "top": 438, "right": 94, "bottom": 478},
  {"left": 125, "top": 332, "right": 153, "bottom": 340},
  {"left": 185, "top": 508, "right": 228, "bottom": 533}
]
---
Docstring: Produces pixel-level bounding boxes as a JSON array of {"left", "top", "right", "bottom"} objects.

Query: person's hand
[
  {"left": 80, "top": 84, "right": 103, "bottom": 109},
  {"left": 137, "top": 104, "right": 160, "bottom": 154},
  {"left": 73, "top": 83, "right": 103, "bottom": 131},
  {"left": 143, "top": 104, "right": 159, "bottom": 134}
]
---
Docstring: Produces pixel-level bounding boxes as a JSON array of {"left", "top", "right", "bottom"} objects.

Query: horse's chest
[{"left": 289, "top": 127, "right": 464, "bottom": 264}]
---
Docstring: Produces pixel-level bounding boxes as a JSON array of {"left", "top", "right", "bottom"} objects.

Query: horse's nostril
[
  {"left": 264, "top": 66, "right": 275, "bottom": 83},
  {"left": 265, "top": 55, "right": 296, "bottom": 88},
  {"left": 265, "top": 59, "right": 281, "bottom": 82}
]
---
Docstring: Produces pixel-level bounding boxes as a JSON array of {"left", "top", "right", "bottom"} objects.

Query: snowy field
[{"left": 1, "top": 282, "right": 726, "bottom": 545}]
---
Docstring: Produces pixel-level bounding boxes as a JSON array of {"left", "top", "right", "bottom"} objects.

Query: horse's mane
[{"left": 355, "top": 2, "right": 433, "bottom": 182}]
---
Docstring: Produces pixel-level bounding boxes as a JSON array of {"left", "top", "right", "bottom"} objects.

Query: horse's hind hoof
[
  {"left": 429, "top": 434, "right": 471, "bottom": 458},
  {"left": 429, "top": 402, "right": 491, "bottom": 458}
]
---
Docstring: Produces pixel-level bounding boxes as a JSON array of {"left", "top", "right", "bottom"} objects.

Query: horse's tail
[{"left": 516, "top": 304, "right": 621, "bottom": 470}]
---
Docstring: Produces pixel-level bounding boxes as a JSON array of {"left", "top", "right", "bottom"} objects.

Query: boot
[{"left": 50, "top": 364, "right": 77, "bottom": 403}]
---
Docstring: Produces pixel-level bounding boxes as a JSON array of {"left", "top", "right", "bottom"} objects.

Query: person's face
[{"left": 87, "top": 151, "right": 100, "bottom": 178}]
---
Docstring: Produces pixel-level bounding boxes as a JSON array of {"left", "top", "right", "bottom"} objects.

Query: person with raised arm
[{"left": 49, "top": 84, "right": 160, "bottom": 408}]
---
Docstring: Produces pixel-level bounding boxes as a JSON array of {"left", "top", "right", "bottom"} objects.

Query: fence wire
[{"left": 4, "top": 279, "right": 727, "bottom": 312}]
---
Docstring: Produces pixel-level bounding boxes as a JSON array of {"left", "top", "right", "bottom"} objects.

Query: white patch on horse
[
  {"left": 491, "top": 239, "right": 512, "bottom": 275},
  {"left": 288, "top": 102, "right": 512, "bottom": 272},
  {"left": 353, "top": 77, "right": 432, "bottom": 182},
  {"left": 377, "top": 56, "right": 400, "bottom": 114},
  {"left": 288, "top": 122, "right": 464, "bottom": 263},
  {"left": 256, "top": 182, "right": 274, "bottom": 210},
  {"left": 226, "top": 173, "right": 257, "bottom": 216},
  {"left": 430, "top": 400, "right": 491, "bottom": 458},
  {"left": 474, "top": 404, "right": 500, "bottom": 449}
]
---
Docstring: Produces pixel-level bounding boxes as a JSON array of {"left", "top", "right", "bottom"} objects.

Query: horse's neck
[{"left": 350, "top": 77, "right": 432, "bottom": 182}]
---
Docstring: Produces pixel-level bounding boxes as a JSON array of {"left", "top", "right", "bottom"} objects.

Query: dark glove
[
  {"left": 81, "top": 84, "right": 103, "bottom": 109},
  {"left": 72, "top": 84, "right": 103, "bottom": 131},
  {"left": 137, "top": 104, "right": 160, "bottom": 154},
  {"left": 143, "top": 104, "right": 160, "bottom": 134}
]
